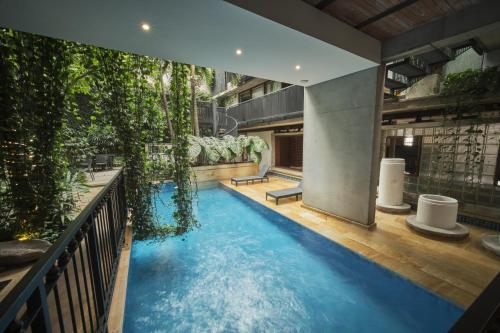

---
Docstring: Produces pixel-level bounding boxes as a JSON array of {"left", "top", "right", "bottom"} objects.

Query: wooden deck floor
[{"left": 221, "top": 177, "right": 500, "bottom": 308}]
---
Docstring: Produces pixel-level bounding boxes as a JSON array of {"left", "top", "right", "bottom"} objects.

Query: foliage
[
  {"left": 0, "top": 28, "right": 74, "bottom": 240},
  {"left": 427, "top": 67, "right": 500, "bottom": 197},
  {"left": 90, "top": 48, "right": 171, "bottom": 240},
  {"left": 170, "top": 62, "right": 198, "bottom": 234},
  {"left": 87, "top": 123, "right": 118, "bottom": 153},
  {"left": 61, "top": 126, "right": 94, "bottom": 172},
  {"left": 146, "top": 157, "right": 173, "bottom": 183},
  {"left": 441, "top": 67, "right": 500, "bottom": 98},
  {"left": 189, "top": 135, "right": 269, "bottom": 164},
  {"left": 196, "top": 90, "right": 213, "bottom": 102},
  {"left": 1, "top": 28, "right": 196, "bottom": 242},
  {"left": 40, "top": 171, "right": 89, "bottom": 242},
  {"left": 190, "top": 65, "right": 214, "bottom": 137}
]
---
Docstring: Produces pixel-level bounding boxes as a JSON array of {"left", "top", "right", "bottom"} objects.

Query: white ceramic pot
[
  {"left": 416, "top": 194, "right": 458, "bottom": 229},
  {"left": 378, "top": 158, "right": 405, "bottom": 206}
]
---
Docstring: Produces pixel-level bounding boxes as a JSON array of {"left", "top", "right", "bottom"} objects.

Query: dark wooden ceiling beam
[
  {"left": 315, "top": 0, "right": 337, "bottom": 10},
  {"left": 382, "top": 0, "right": 500, "bottom": 61},
  {"left": 355, "top": 0, "right": 419, "bottom": 29}
]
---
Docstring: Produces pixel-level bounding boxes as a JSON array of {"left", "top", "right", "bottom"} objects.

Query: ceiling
[
  {"left": 302, "top": 0, "right": 482, "bottom": 40},
  {"left": 0, "top": 0, "right": 380, "bottom": 87}
]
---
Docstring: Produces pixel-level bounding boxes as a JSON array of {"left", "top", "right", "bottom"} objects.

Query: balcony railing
[
  {"left": 226, "top": 85, "right": 304, "bottom": 128},
  {"left": 0, "top": 169, "right": 127, "bottom": 332}
]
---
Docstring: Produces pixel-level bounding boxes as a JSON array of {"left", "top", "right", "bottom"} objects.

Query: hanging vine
[
  {"left": 1, "top": 28, "right": 200, "bottom": 242},
  {"left": 429, "top": 67, "right": 500, "bottom": 198},
  {"left": 170, "top": 62, "right": 198, "bottom": 234},
  {"left": 0, "top": 29, "right": 74, "bottom": 241}
]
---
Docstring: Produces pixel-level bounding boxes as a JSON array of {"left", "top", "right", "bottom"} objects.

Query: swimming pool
[{"left": 124, "top": 183, "right": 463, "bottom": 332}]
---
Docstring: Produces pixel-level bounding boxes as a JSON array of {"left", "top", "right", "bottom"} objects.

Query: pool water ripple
[{"left": 124, "top": 184, "right": 462, "bottom": 333}]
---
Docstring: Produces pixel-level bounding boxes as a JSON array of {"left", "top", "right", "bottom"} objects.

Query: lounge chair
[
  {"left": 266, "top": 180, "right": 302, "bottom": 205},
  {"left": 231, "top": 164, "right": 269, "bottom": 186}
]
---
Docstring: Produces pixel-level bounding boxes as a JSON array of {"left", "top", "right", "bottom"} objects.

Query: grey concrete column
[{"left": 302, "top": 66, "right": 385, "bottom": 226}]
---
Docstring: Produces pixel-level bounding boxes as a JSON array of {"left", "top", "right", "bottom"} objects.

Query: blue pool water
[{"left": 124, "top": 184, "right": 463, "bottom": 332}]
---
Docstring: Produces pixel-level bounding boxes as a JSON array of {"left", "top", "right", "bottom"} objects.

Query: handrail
[
  {"left": 217, "top": 108, "right": 238, "bottom": 136},
  {"left": 226, "top": 84, "right": 299, "bottom": 109},
  {"left": 0, "top": 168, "right": 127, "bottom": 332},
  {"left": 450, "top": 272, "right": 500, "bottom": 333}
]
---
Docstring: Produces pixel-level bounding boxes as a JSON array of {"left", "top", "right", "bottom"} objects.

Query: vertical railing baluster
[
  {"left": 69, "top": 239, "right": 88, "bottom": 333},
  {"left": 46, "top": 265, "right": 65, "bottom": 333},
  {"left": 107, "top": 194, "right": 118, "bottom": 258},
  {"left": 77, "top": 234, "right": 95, "bottom": 333},
  {"left": 83, "top": 228, "right": 101, "bottom": 328},
  {"left": 96, "top": 205, "right": 111, "bottom": 288},
  {"left": 60, "top": 251, "right": 78, "bottom": 333},
  {"left": 27, "top": 285, "right": 52, "bottom": 332},
  {"left": 87, "top": 213, "right": 106, "bottom": 320},
  {"left": 0, "top": 170, "right": 127, "bottom": 333}
]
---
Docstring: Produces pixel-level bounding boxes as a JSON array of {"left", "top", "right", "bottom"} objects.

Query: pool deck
[{"left": 221, "top": 176, "right": 500, "bottom": 308}]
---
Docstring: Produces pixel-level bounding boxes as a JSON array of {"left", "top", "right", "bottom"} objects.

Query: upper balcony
[{"left": 226, "top": 85, "right": 304, "bottom": 129}]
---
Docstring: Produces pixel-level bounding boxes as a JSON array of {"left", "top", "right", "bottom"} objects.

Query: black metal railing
[
  {"left": 0, "top": 169, "right": 127, "bottom": 333},
  {"left": 226, "top": 85, "right": 304, "bottom": 126},
  {"left": 450, "top": 272, "right": 500, "bottom": 333}
]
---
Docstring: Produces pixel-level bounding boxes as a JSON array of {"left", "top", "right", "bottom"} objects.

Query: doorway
[{"left": 274, "top": 134, "right": 303, "bottom": 171}]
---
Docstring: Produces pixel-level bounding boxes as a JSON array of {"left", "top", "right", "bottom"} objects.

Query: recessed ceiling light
[
  {"left": 236, "top": 49, "right": 243, "bottom": 55},
  {"left": 300, "top": 79, "right": 309, "bottom": 83},
  {"left": 295, "top": 65, "right": 301, "bottom": 70},
  {"left": 141, "top": 23, "right": 151, "bottom": 31}
]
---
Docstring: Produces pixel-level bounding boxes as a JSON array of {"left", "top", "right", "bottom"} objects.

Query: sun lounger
[
  {"left": 266, "top": 180, "right": 302, "bottom": 205},
  {"left": 231, "top": 164, "right": 269, "bottom": 186}
]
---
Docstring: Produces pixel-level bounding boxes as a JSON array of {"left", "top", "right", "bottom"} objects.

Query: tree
[
  {"left": 160, "top": 60, "right": 174, "bottom": 139},
  {"left": 189, "top": 65, "right": 213, "bottom": 136}
]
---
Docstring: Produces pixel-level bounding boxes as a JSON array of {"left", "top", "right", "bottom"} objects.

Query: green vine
[
  {"left": 0, "top": 29, "right": 75, "bottom": 241},
  {"left": 1, "top": 28, "right": 198, "bottom": 242},
  {"left": 426, "top": 67, "right": 500, "bottom": 198},
  {"left": 170, "top": 62, "right": 198, "bottom": 234}
]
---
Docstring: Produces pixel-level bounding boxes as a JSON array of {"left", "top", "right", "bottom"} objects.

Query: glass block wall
[{"left": 381, "top": 121, "right": 500, "bottom": 208}]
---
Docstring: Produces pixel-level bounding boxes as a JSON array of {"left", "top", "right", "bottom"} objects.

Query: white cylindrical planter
[
  {"left": 481, "top": 235, "right": 500, "bottom": 256},
  {"left": 406, "top": 194, "right": 469, "bottom": 239},
  {"left": 416, "top": 194, "right": 458, "bottom": 229},
  {"left": 376, "top": 158, "right": 410, "bottom": 213}
]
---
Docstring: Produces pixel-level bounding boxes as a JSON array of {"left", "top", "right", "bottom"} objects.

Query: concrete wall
[
  {"left": 484, "top": 49, "right": 500, "bottom": 68},
  {"left": 443, "top": 48, "right": 483, "bottom": 76},
  {"left": 403, "top": 74, "right": 440, "bottom": 99},
  {"left": 193, "top": 162, "right": 258, "bottom": 182},
  {"left": 251, "top": 131, "right": 273, "bottom": 168},
  {"left": 303, "top": 66, "right": 383, "bottom": 226}
]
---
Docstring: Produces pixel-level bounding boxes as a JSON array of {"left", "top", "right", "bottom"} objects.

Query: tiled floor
[{"left": 221, "top": 177, "right": 500, "bottom": 308}]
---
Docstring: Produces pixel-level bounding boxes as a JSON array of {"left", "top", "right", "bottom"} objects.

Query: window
[
  {"left": 252, "top": 84, "right": 264, "bottom": 98},
  {"left": 238, "top": 90, "right": 252, "bottom": 103},
  {"left": 385, "top": 136, "right": 422, "bottom": 176},
  {"left": 265, "top": 81, "right": 280, "bottom": 94}
]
